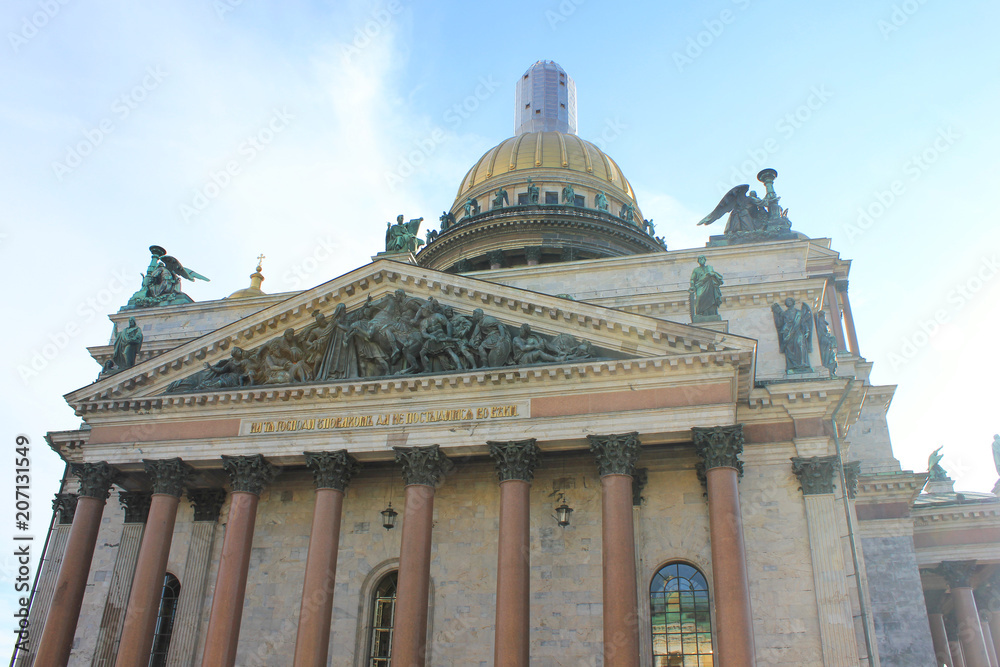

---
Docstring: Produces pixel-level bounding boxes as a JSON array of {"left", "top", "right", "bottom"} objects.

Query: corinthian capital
[
  {"left": 692, "top": 425, "right": 745, "bottom": 475},
  {"left": 791, "top": 456, "right": 838, "bottom": 495},
  {"left": 304, "top": 451, "right": 361, "bottom": 491},
  {"left": 934, "top": 560, "right": 978, "bottom": 589},
  {"left": 71, "top": 462, "right": 120, "bottom": 500},
  {"left": 394, "top": 445, "right": 452, "bottom": 487},
  {"left": 488, "top": 439, "right": 541, "bottom": 483},
  {"left": 588, "top": 432, "right": 641, "bottom": 477},
  {"left": 144, "top": 458, "right": 193, "bottom": 497},
  {"left": 221, "top": 454, "right": 279, "bottom": 495}
]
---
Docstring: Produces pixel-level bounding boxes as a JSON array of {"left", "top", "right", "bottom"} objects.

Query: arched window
[
  {"left": 148, "top": 572, "right": 180, "bottom": 667},
  {"left": 650, "top": 562, "right": 713, "bottom": 666},
  {"left": 368, "top": 571, "right": 398, "bottom": 667}
]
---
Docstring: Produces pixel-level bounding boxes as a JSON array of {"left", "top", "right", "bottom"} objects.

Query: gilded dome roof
[{"left": 455, "top": 132, "right": 638, "bottom": 201}]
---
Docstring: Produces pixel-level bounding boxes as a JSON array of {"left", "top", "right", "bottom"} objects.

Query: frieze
[{"left": 242, "top": 402, "right": 526, "bottom": 436}]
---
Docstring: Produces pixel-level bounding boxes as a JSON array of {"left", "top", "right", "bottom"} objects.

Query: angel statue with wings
[
  {"left": 697, "top": 185, "right": 769, "bottom": 234},
  {"left": 126, "top": 245, "right": 210, "bottom": 309},
  {"left": 771, "top": 297, "right": 813, "bottom": 373}
]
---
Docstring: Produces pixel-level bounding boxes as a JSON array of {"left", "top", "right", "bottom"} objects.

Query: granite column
[{"left": 937, "top": 562, "right": 991, "bottom": 667}]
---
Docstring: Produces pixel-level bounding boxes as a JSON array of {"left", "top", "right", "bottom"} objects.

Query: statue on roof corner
[
  {"left": 991, "top": 434, "right": 1000, "bottom": 477},
  {"left": 697, "top": 168, "right": 795, "bottom": 243},
  {"left": 385, "top": 215, "right": 424, "bottom": 253},
  {"left": 125, "top": 245, "right": 210, "bottom": 310},
  {"left": 927, "top": 446, "right": 948, "bottom": 481},
  {"left": 689, "top": 255, "right": 723, "bottom": 323}
]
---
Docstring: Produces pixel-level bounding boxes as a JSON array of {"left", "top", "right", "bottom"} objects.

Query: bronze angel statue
[
  {"left": 697, "top": 185, "right": 769, "bottom": 234},
  {"left": 126, "top": 245, "right": 210, "bottom": 309}
]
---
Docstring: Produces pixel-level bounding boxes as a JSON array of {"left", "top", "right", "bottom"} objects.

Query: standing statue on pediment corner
[
  {"left": 385, "top": 215, "right": 424, "bottom": 253},
  {"left": 927, "top": 446, "right": 948, "bottom": 481},
  {"left": 688, "top": 255, "right": 724, "bottom": 323},
  {"left": 771, "top": 298, "right": 813, "bottom": 373}
]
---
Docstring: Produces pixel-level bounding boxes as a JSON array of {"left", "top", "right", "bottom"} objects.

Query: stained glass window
[
  {"left": 650, "top": 562, "right": 714, "bottom": 667},
  {"left": 368, "top": 571, "right": 398, "bottom": 667}
]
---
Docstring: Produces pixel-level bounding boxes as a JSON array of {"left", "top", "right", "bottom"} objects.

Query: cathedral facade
[{"left": 15, "top": 61, "right": 1000, "bottom": 667}]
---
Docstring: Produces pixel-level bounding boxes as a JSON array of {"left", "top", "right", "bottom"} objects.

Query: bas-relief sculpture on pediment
[{"left": 164, "top": 288, "right": 609, "bottom": 394}]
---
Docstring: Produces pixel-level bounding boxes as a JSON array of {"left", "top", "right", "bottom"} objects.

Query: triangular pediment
[{"left": 65, "top": 259, "right": 757, "bottom": 413}]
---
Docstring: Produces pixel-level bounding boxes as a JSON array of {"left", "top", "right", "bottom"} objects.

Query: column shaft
[
  {"left": 390, "top": 484, "right": 435, "bottom": 667},
  {"left": 293, "top": 488, "right": 346, "bottom": 667},
  {"left": 706, "top": 467, "right": 756, "bottom": 666},
  {"left": 839, "top": 288, "right": 861, "bottom": 355},
  {"left": 495, "top": 479, "right": 530, "bottom": 667},
  {"left": 601, "top": 474, "right": 640, "bottom": 667},
  {"left": 200, "top": 492, "right": 260, "bottom": 667},
  {"left": 952, "top": 640, "right": 969, "bottom": 667},
  {"left": 990, "top": 613, "right": 1000, "bottom": 667},
  {"left": 18, "top": 524, "right": 72, "bottom": 667},
  {"left": 981, "top": 618, "right": 999, "bottom": 667},
  {"left": 825, "top": 282, "right": 848, "bottom": 352},
  {"left": 34, "top": 496, "right": 108, "bottom": 667},
  {"left": 928, "top": 613, "right": 952, "bottom": 667},
  {"left": 165, "top": 521, "right": 217, "bottom": 667},
  {"left": 953, "top": 588, "right": 991, "bottom": 667},
  {"left": 115, "top": 494, "right": 181, "bottom": 667}
]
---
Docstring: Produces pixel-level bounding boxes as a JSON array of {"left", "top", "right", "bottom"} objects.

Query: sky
[{"left": 2, "top": 0, "right": 1000, "bottom": 658}]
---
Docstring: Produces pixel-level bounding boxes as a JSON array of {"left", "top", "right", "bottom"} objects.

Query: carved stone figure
[
  {"left": 770, "top": 298, "right": 813, "bottom": 373},
  {"left": 928, "top": 446, "right": 948, "bottom": 481},
  {"left": 126, "top": 246, "right": 210, "bottom": 310},
  {"left": 562, "top": 183, "right": 576, "bottom": 205},
  {"left": 697, "top": 185, "right": 769, "bottom": 234},
  {"left": 315, "top": 303, "right": 355, "bottom": 380},
  {"left": 166, "top": 346, "right": 253, "bottom": 392},
  {"left": 815, "top": 310, "right": 838, "bottom": 376},
  {"left": 492, "top": 187, "right": 509, "bottom": 209},
  {"left": 594, "top": 190, "right": 608, "bottom": 212},
  {"left": 688, "top": 255, "right": 723, "bottom": 323},
  {"left": 439, "top": 210, "right": 455, "bottom": 231},
  {"left": 462, "top": 197, "right": 480, "bottom": 220},
  {"left": 470, "top": 308, "right": 513, "bottom": 368},
  {"left": 526, "top": 179, "right": 539, "bottom": 205},
  {"left": 261, "top": 328, "right": 312, "bottom": 383},
  {"left": 385, "top": 215, "right": 424, "bottom": 253},
  {"left": 512, "top": 324, "right": 557, "bottom": 364},
  {"left": 105, "top": 317, "right": 143, "bottom": 376}
]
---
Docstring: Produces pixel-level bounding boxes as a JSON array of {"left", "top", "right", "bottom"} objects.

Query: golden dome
[{"left": 455, "top": 131, "right": 638, "bottom": 202}]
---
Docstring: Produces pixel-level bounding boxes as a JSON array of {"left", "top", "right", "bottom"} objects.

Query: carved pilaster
[
  {"left": 844, "top": 460, "right": 861, "bottom": 499},
  {"left": 692, "top": 424, "right": 745, "bottom": 476},
  {"left": 488, "top": 439, "right": 541, "bottom": 483},
  {"left": 52, "top": 493, "right": 78, "bottom": 524},
  {"left": 632, "top": 468, "right": 649, "bottom": 506},
  {"left": 71, "top": 461, "right": 119, "bottom": 499},
  {"left": 588, "top": 432, "right": 641, "bottom": 477},
  {"left": 221, "top": 454, "right": 279, "bottom": 495},
  {"left": 935, "top": 560, "right": 978, "bottom": 588},
  {"left": 525, "top": 246, "right": 542, "bottom": 263},
  {"left": 394, "top": 445, "right": 452, "bottom": 486},
  {"left": 791, "top": 455, "right": 838, "bottom": 495},
  {"left": 487, "top": 249, "right": 505, "bottom": 268},
  {"left": 144, "top": 457, "right": 193, "bottom": 497},
  {"left": 119, "top": 491, "right": 152, "bottom": 523},
  {"left": 188, "top": 488, "right": 227, "bottom": 522},
  {"left": 304, "top": 450, "right": 361, "bottom": 490}
]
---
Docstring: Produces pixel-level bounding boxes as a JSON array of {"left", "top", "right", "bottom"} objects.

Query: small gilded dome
[
  {"left": 227, "top": 260, "right": 267, "bottom": 299},
  {"left": 455, "top": 131, "right": 638, "bottom": 204}
]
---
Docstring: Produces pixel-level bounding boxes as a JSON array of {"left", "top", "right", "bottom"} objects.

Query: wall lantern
[
  {"left": 381, "top": 502, "right": 398, "bottom": 530},
  {"left": 554, "top": 493, "right": 574, "bottom": 527}
]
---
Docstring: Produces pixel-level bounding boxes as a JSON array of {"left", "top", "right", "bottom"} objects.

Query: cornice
[
  {"left": 855, "top": 470, "right": 927, "bottom": 505},
  {"left": 912, "top": 503, "right": 1000, "bottom": 527}
]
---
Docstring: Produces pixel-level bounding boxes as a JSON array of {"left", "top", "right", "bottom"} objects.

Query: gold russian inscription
[{"left": 247, "top": 404, "right": 520, "bottom": 434}]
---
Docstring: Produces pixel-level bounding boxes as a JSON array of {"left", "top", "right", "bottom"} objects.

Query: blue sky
[{"left": 2, "top": 0, "right": 999, "bottom": 657}]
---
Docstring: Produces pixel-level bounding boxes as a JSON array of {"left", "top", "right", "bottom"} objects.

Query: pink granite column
[
  {"left": 200, "top": 455, "right": 278, "bottom": 667},
  {"left": 292, "top": 451, "right": 360, "bottom": 667},
  {"left": 589, "top": 433, "right": 642, "bottom": 667},
  {"left": 34, "top": 463, "right": 118, "bottom": 667},
  {"left": 693, "top": 425, "right": 756, "bottom": 667},
  {"left": 979, "top": 612, "right": 999, "bottom": 667},
  {"left": 390, "top": 446, "right": 451, "bottom": 667},
  {"left": 836, "top": 280, "right": 860, "bottom": 356},
  {"left": 936, "top": 562, "right": 991, "bottom": 667},
  {"left": 488, "top": 439, "right": 541, "bottom": 667},
  {"left": 926, "top": 590, "right": 954, "bottom": 667},
  {"left": 115, "top": 458, "right": 192, "bottom": 667}
]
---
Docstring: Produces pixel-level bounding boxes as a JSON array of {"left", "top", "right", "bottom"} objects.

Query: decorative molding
[
  {"left": 221, "top": 454, "right": 279, "bottom": 496},
  {"left": 304, "top": 450, "right": 361, "bottom": 491},
  {"left": 188, "top": 488, "right": 227, "bottom": 522},
  {"left": 844, "top": 461, "right": 861, "bottom": 499},
  {"left": 692, "top": 424, "right": 745, "bottom": 476},
  {"left": 52, "top": 493, "right": 78, "bottom": 524},
  {"left": 588, "top": 432, "right": 641, "bottom": 477},
  {"left": 933, "top": 560, "right": 978, "bottom": 588},
  {"left": 71, "top": 462, "right": 119, "bottom": 500},
  {"left": 632, "top": 468, "right": 649, "bottom": 506},
  {"left": 394, "top": 445, "right": 452, "bottom": 487},
  {"left": 143, "top": 458, "right": 193, "bottom": 497},
  {"left": 791, "top": 455, "right": 838, "bottom": 495},
  {"left": 487, "top": 439, "right": 541, "bottom": 483},
  {"left": 119, "top": 491, "right": 152, "bottom": 523}
]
